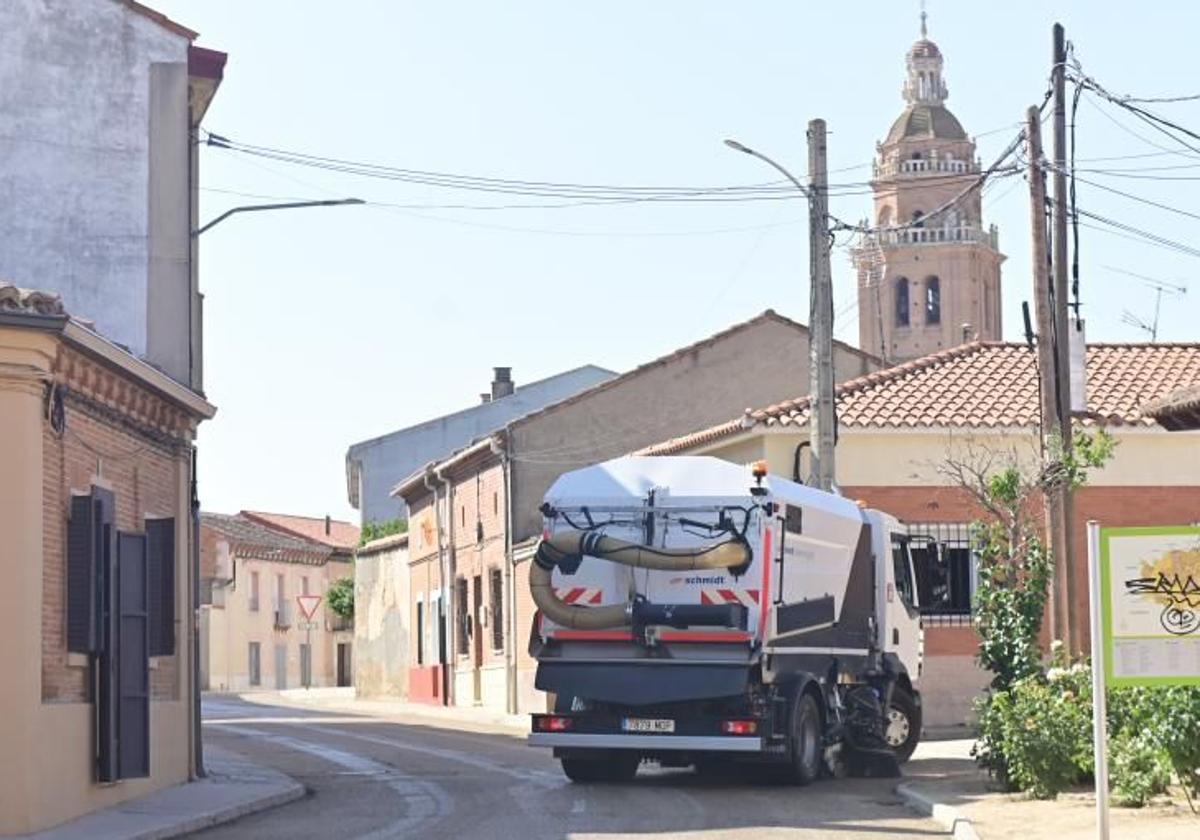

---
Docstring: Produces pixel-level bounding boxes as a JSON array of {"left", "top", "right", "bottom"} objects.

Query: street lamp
[
  {"left": 724, "top": 131, "right": 836, "bottom": 490},
  {"left": 194, "top": 197, "right": 365, "bottom": 236},
  {"left": 723, "top": 138, "right": 810, "bottom": 199}
]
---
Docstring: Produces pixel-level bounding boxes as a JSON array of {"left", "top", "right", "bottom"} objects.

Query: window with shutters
[
  {"left": 489, "top": 568, "right": 503, "bottom": 651},
  {"left": 146, "top": 517, "right": 175, "bottom": 657},
  {"left": 249, "top": 642, "right": 261, "bottom": 686},
  {"left": 456, "top": 577, "right": 470, "bottom": 656},
  {"left": 67, "top": 487, "right": 116, "bottom": 655}
]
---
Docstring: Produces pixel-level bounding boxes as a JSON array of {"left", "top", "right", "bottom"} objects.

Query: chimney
[
  {"left": 961, "top": 323, "right": 975, "bottom": 343},
  {"left": 325, "top": 514, "right": 331, "bottom": 536},
  {"left": 480, "top": 393, "right": 492, "bottom": 404},
  {"left": 1069, "top": 318, "right": 1087, "bottom": 413},
  {"left": 491, "top": 367, "right": 514, "bottom": 400}
]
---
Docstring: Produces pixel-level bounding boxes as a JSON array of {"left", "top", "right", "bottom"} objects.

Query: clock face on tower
[{"left": 852, "top": 13, "right": 1005, "bottom": 365}]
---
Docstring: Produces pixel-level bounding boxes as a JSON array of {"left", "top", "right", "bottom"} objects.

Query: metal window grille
[
  {"left": 489, "top": 568, "right": 504, "bottom": 651},
  {"left": 906, "top": 522, "right": 976, "bottom": 626},
  {"left": 456, "top": 577, "right": 470, "bottom": 656}
]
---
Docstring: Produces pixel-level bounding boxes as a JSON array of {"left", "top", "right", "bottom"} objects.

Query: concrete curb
[
  {"left": 119, "top": 781, "right": 306, "bottom": 840},
  {"left": 29, "top": 751, "right": 306, "bottom": 840},
  {"left": 896, "top": 781, "right": 981, "bottom": 840}
]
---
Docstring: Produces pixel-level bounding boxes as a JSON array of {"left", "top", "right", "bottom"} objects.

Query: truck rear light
[
  {"left": 721, "top": 719, "right": 758, "bottom": 735},
  {"left": 535, "top": 715, "right": 574, "bottom": 732}
]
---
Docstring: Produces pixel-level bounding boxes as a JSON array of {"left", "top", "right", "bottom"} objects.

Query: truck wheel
[
  {"left": 785, "top": 693, "right": 822, "bottom": 786},
  {"left": 561, "top": 753, "right": 639, "bottom": 783},
  {"left": 886, "top": 687, "right": 921, "bottom": 763}
]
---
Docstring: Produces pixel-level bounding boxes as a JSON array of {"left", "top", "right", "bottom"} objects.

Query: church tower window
[
  {"left": 925, "top": 277, "right": 941, "bottom": 325},
  {"left": 896, "top": 278, "right": 911, "bottom": 326}
]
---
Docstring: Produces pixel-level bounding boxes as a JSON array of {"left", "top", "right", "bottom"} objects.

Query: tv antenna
[{"left": 1107, "top": 265, "right": 1187, "bottom": 342}]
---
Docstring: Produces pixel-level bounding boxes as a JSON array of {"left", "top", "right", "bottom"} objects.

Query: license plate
[{"left": 622, "top": 717, "right": 675, "bottom": 733}]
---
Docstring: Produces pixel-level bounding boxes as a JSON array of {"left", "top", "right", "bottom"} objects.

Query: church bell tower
[{"left": 853, "top": 12, "right": 1005, "bottom": 362}]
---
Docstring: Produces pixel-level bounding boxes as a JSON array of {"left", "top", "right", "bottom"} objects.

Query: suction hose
[{"left": 530, "top": 530, "right": 751, "bottom": 630}]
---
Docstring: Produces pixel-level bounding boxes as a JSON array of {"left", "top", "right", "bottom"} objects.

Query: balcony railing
[
  {"left": 874, "top": 156, "right": 980, "bottom": 179},
  {"left": 328, "top": 614, "right": 353, "bottom": 633},
  {"left": 865, "top": 224, "right": 999, "bottom": 250},
  {"left": 273, "top": 601, "right": 291, "bottom": 629}
]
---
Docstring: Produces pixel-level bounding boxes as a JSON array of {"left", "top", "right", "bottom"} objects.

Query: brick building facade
[{"left": 1, "top": 285, "right": 214, "bottom": 833}]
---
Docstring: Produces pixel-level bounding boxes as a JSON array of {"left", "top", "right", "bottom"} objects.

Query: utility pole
[
  {"left": 1026, "top": 106, "right": 1070, "bottom": 645},
  {"left": 724, "top": 126, "right": 836, "bottom": 490},
  {"left": 807, "top": 118, "right": 836, "bottom": 491},
  {"left": 1051, "top": 22, "right": 1077, "bottom": 649}
]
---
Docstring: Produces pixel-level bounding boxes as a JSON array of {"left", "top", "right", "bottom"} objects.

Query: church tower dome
[{"left": 852, "top": 10, "right": 1006, "bottom": 363}]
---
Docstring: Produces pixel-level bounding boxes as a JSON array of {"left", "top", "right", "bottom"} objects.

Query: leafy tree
[
  {"left": 359, "top": 517, "right": 407, "bottom": 546},
  {"left": 938, "top": 429, "right": 1115, "bottom": 691},
  {"left": 327, "top": 576, "right": 354, "bottom": 621},
  {"left": 940, "top": 429, "right": 1115, "bottom": 788}
]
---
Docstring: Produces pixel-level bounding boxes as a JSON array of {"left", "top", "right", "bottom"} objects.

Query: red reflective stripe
[
  {"left": 759, "top": 527, "right": 772, "bottom": 638},
  {"left": 588, "top": 591, "right": 602, "bottom": 604},
  {"left": 564, "top": 587, "right": 586, "bottom": 604},
  {"left": 746, "top": 589, "right": 760, "bottom": 604},
  {"left": 658, "top": 630, "right": 752, "bottom": 643},
  {"left": 549, "top": 630, "right": 634, "bottom": 641},
  {"left": 548, "top": 629, "right": 751, "bottom": 643},
  {"left": 718, "top": 588, "right": 737, "bottom": 603},
  {"left": 700, "top": 590, "right": 714, "bottom": 605}
]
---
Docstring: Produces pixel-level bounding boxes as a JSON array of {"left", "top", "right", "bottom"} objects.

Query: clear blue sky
[{"left": 154, "top": 1, "right": 1200, "bottom": 522}]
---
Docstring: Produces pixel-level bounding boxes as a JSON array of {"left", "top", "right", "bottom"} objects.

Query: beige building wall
[
  {"left": 202, "top": 551, "right": 352, "bottom": 692},
  {"left": 0, "top": 324, "right": 204, "bottom": 834},
  {"left": 354, "top": 534, "right": 410, "bottom": 698},
  {"left": 720, "top": 427, "right": 1200, "bottom": 489}
]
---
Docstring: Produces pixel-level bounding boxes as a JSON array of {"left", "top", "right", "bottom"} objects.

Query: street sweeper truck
[{"left": 527, "top": 455, "right": 926, "bottom": 784}]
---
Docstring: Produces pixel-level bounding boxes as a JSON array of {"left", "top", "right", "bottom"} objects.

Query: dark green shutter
[
  {"left": 67, "top": 494, "right": 96, "bottom": 653},
  {"left": 146, "top": 518, "right": 176, "bottom": 656},
  {"left": 116, "top": 532, "right": 151, "bottom": 779}
]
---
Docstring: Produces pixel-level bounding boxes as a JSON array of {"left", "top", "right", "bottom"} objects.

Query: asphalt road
[{"left": 199, "top": 695, "right": 948, "bottom": 839}]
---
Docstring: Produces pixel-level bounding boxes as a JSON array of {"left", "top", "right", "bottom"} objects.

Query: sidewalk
[
  {"left": 897, "top": 738, "right": 1200, "bottom": 839},
  {"left": 27, "top": 746, "right": 304, "bottom": 840},
  {"left": 235, "top": 687, "right": 532, "bottom": 738}
]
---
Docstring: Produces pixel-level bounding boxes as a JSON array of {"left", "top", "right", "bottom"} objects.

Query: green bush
[
  {"left": 975, "top": 672, "right": 1091, "bottom": 798},
  {"left": 327, "top": 576, "right": 354, "bottom": 620},
  {"left": 974, "top": 660, "right": 1200, "bottom": 807},
  {"left": 1111, "top": 731, "right": 1172, "bottom": 807},
  {"left": 359, "top": 518, "right": 407, "bottom": 546}
]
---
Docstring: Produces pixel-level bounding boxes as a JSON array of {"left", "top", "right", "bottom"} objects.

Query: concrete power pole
[
  {"left": 1051, "top": 21, "right": 1078, "bottom": 650},
  {"left": 807, "top": 119, "right": 836, "bottom": 491},
  {"left": 1026, "top": 106, "right": 1071, "bottom": 647}
]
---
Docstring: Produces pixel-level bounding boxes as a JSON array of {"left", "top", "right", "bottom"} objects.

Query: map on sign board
[
  {"left": 296, "top": 594, "right": 323, "bottom": 622},
  {"left": 1100, "top": 526, "right": 1200, "bottom": 687}
]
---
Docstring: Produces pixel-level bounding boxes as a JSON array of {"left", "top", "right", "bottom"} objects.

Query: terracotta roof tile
[
  {"left": 1140, "top": 383, "right": 1200, "bottom": 430},
  {"left": 201, "top": 512, "right": 333, "bottom": 564},
  {"left": 0, "top": 281, "right": 65, "bottom": 316},
  {"left": 240, "top": 511, "right": 360, "bottom": 551},
  {"left": 640, "top": 342, "right": 1200, "bottom": 455}
]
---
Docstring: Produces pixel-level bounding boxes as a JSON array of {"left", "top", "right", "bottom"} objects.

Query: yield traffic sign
[{"left": 296, "top": 594, "right": 323, "bottom": 621}]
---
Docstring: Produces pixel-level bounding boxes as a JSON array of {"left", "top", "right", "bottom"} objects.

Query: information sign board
[{"left": 1099, "top": 525, "right": 1200, "bottom": 687}]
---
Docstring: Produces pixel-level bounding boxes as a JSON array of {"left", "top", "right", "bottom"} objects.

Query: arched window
[
  {"left": 895, "top": 277, "right": 910, "bottom": 326},
  {"left": 925, "top": 276, "right": 941, "bottom": 325}
]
